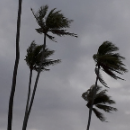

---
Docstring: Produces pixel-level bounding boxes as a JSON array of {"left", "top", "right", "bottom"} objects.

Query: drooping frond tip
[
  {"left": 92, "top": 108, "right": 107, "bottom": 122},
  {"left": 96, "top": 104, "right": 117, "bottom": 112}
]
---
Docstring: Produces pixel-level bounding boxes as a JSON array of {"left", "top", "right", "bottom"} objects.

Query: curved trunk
[
  {"left": 22, "top": 34, "right": 47, "bottom": 130},
  {"left": 7, "top": 0, "right": 22, "bottom": 130},
  {"left": 22, "top": 69, "right": 33, "bottom": 130},
  {"left": 87, "top": 65, "right": 100, "bottom": 130}
]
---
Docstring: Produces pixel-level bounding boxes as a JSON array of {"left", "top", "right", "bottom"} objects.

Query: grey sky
[{"left": 0, "top": 0, "right": 130, "bottom": 130}]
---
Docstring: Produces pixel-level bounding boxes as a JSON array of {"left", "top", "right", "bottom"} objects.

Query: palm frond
[
  {"left": 31, "top": 5, "right": 48, "bottom": 23},
  {"left": 35, "top": 28, "right": 43, "bottom": 34},
  {"left": 94, "top": 89, "right": 116, "bottom": 105},
  {"left": 82, "top": 91, "right": 90, "bottom": 102},
  {"left": 102, "top": 65, "right": 124, "bottom": 80},
  {"left": 98, "top": 41, "right": 118, "bottom": 55},
  {"left": 96, "top": 104, "right": 117, "bottom": 112},
  {"left": 46, "top": 8, "right": 57, "bottom": 21},
  {"left": 92, "top": 108, "right": 107, "bottom": 122},
  {"left": 34, "top": 59, "right": 61, "bottom": 71},
  {"left": 31, "top": 7, "right": 47, "bottom": 29},
  {"left": 82, "top": 85, "right": 102, "bottom": 102},
  {"left": 46, "top": 8, "right": 73, "bottom": 29},
  {"left": 46, "top": 33, "right": 56, "bottom": 41},
  {"left": 37, "top": 5, "right": 48, "bottom": 19},
  {"left": 35, "top": 28, "right": 56, "bottom": 41},
  {"left": 33, "top": 48, "right": 60, "bottom": 71},
  {"left": 50, "top": 29, "right": 78, "bottom": 37},
  {"left": 43, "top": 59, "right": 61, "bottom": 66}
]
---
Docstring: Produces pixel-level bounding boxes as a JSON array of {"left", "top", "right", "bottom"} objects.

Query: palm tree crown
[
  {"left": 25, "top": 40, "right": 61, "bottom": 71},
  {"left": 93, "top": 41, "right": 127, "bottom": 79},
  {"left": 31, "top": 5, "right": 77, "bottom": 41},
  {"left": 82, "top": 85, "right": 117, "bottom": 122},
  {"left": 93, "top": 41, "right": 128, "bottom": 87}
]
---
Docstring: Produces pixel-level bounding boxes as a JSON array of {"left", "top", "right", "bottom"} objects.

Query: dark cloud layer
[{"left": 0, "top": 0, "right": 130, "bottom": 130}]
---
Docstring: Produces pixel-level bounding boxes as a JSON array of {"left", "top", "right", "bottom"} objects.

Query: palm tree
[
  {"left": 22, "top": 5, "right": 77, "bottom": 130},
  {"left": 87, "top": 41, "right": 127, "bottom": 130},
  {"left": 82, "top": 85, "right": 117, "bottom": 122},
  {"left": 8, "top": 0, "right": 22, "bottom": 130},
  {"left": 22, "top": 41, "right": 60, "bottom": 130}
]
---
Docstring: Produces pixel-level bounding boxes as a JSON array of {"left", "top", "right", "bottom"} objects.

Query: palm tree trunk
[
  {"left": 87, "top": 65, "right": 100, "bottom": 130},
  {"left": 22, "top": 34, "right": 47, "bottom": 130},
  {"left": 22, "top": 69, "right": 33, "bottom": 130},
  {"left": 7, "top": 0, "right": 22, "bottom": 130}
]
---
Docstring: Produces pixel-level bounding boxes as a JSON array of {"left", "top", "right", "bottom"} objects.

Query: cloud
[{"left": 0, "top": 0, "right": 130, "bottom": 130}]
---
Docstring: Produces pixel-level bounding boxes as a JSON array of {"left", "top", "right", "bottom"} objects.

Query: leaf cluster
[
  {"left": 31, "top": 5, "right": 77, "bottom": 41},
  {"left": 25, "top": 41, "right": 61, "bottom": 71},
  {"left": 93, "top": 41, "right": 127, "bottom": 80},
  {"left": 82, "top": 85, "right": 117, "bottom": 122}
]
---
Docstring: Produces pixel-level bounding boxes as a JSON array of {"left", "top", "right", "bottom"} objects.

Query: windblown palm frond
[
  {"left": 93, "top": 41, "right": 127, "bottom": 80},
  {"left": 94, "top": 90, "right": 116, "bottom": 105},
  {"left": 31, "top": 5, "right": 48, "bottom": 29},
  {"left": 96, "top": 104, "right": 117, "bottom": 112},
  {"left": 82, "top": 85, "right": 117, "bottom": 122},
  {"left": 92, "top": 108, "right": 106, "bottom": 122}
]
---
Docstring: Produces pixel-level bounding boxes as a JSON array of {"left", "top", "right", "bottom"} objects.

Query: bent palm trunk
[
  {"left": 87, "top": 65, "right": 100, "bottom": 130},
  {"left": 22, "top": 69, "right": 33, "bottom": 130},
  {"left": 7, "top": 0, "right": 22, "bottom": 130},
  {"left": 22, "top": 34, "right": 46, "bottom": 130}
]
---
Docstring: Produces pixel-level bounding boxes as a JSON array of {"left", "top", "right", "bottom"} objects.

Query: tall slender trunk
[
  {"left": 87, "top": 65, "right": 100, "bottom": 130},
  {"left": 22, "top": 34, "right": 47, "bottom": 130},
  {"left": 7, "top": 0, "right": 22, "bottom": 130},
  {"left": 22, "top": 69, "right": 32, "bottom": 130}
]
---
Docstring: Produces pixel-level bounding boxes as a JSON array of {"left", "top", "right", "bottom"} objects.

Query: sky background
[{"left": 0, "top": 0, "right": 130, "bottom": 130}]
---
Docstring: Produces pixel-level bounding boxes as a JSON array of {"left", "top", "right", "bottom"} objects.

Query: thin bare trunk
[
  {"left": 7, "top": 0, "right": 22, "bottom": 130},
  {"left": 87, "top": 65, "right": 100, "bottom": 130},
  {"left": 22, "top": 69, "right": 32, "bottom": 130},
  {"left": 22, "top": 34, "right": 46, "bottom": 130}
]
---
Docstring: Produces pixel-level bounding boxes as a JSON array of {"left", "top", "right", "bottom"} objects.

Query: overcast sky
[{"left": 0, "top": 0, "right": 130, "bottom": 130}]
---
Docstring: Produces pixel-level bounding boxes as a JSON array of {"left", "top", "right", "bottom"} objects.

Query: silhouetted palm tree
[
  {"left": 8, "top": 0, "right": 22, "bottom": 130},
  {"left": 22, "top": 5, "right": 77, "bottom": 130},
  {"left": 22, "top": 41, "right": 60, "bottom": 130},
  {"left": 87, "top": 41, "right": 127, "bottom": 130},
  {"left": 82, "top": 85, "right": 117, "bottom": 122}
]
